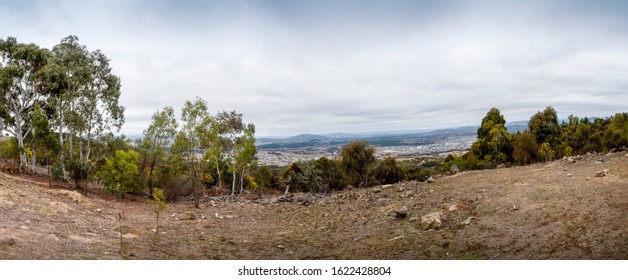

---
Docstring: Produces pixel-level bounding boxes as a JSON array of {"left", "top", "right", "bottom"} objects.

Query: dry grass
[{"left": 0, "top": 152, "right": 626, "bottom": 259}]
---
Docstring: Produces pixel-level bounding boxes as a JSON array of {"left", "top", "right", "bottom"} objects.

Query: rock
[
  {"left": 397, "top": 186, "right": 405, "bottom": 192},
  {"left": 177, "top": 212, "right": 197, "bottom": 220},
  {"left": 512, "top": 204, "right": 519, "bottom": 211},
  {"left": 419, "top": 212, "right": 445, "bottom": 230},
  {"left": 277, "top": 245, "right": 285, "bottom": 249},
  {"left": 496, "top": 164, "right": 506, "bottom": 169},
  {"left": 224, "top": 215, "right": 236, "bottom": 219},
  {"left": 95, "top": 209, "right": 102, "bottom": 213},
  {"left": 595, "top": 170, "right": 608, "bottom": 177},
  {"left": 594, "top": 160, "right": 604, "bottom": 164},
  {"left": 373, "top": 187, "right": 382, "bottom": 194},
  {"left": 395, "top": 206, "right": 408, "bottom": 219},
  {"left": 427, "top": 177, "right": 435, "bottom": 183},
  {"left": 375, "top": 198, "right": 390, "bottom": 206},
  {"left": 19, "top": 225, "right": 29, "bottom": 230},
  {"left": 382, "top": 184, "right": 394, "bottom": 190},
  {"left": 405, "top": 190, "right": 414, "bottom": 197},
  {"left": 460, "top": 217, "right": 474, "bottom": 226},
  {"left": 563, "top": 168, "right": 568, "bottom": 171},
  {"left": 567, "top": 173, "right": 572, "bottom": 177},
  {"left": 586, "top": 177, "right": 592, "bottom": 181},
  {"left": 447, "top": 203, "right": 459, "bottom": 212},
  {"left": 567, "top": 157, "right": 575, "bottom": 163},
  {"left": 0, "top": 237, "right": 16, "bottom": 246},
  {"left": 450, "top": 164, "right": 460, "bottom": 174}
]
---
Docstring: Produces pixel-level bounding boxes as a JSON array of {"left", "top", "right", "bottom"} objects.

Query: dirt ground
[{"left": 1, "top": 152, "right": 626, "bottom": 260}]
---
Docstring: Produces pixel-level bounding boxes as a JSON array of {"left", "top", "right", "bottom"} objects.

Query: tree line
[
  {"left": 2, "top": 36, "right": 626, "bottom": 204},
  {"left": 251, "top": 106, "right": 627, "bottom": 194},
  {"left": 0, "top": 36, "right": 257, "bottom": 208}
]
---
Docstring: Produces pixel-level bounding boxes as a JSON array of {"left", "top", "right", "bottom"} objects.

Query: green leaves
[{"left": 102, "top": 150, "right": 140, "bottom": 197}]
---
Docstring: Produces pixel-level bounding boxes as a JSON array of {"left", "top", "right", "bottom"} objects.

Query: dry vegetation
[{"left": 1, "top": 152, "right": 626, "bottom": 260}]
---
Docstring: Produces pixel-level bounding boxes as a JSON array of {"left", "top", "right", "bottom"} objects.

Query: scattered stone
[
  {"left": 405, "top": 190, "right": 414, "bottom": 197},
  {"left": 594, "top": 160, "right": 604, "bottom": 165},
  {"left": 19, "top": 225, "right": 29, "bottom": 230},
  {"left": 512, "top": 204, "right": 519, "bottom": 211},
  {"left": 201, "top": 215, "right": 206, "bottom": 219},
  {"left": 479, "top": 189, "right": 487, "bottom": 193},
  {"left": 395, "top": 206, "right": 408, "bottom": 219},
  {"left": 586, "top": 177, "right": 592, "bottom": 181},
  {"left": 224, "top": 215, "right": 236, "bottom": 219},
  {"left": 375, "top": 198, "right": 390, "bottom": 206},
  {"left": 209, "top": 201, "right": 217, "bottom": 207},
  {"left": 460, "top": 217, "right": 474, "bottom": 226},
  {"left": 447, "top": 203, "right": 459, "bottom": 212},
  {"left": 567, "top": 157, "right": 575, "bottom": 163},
  {"left": 382, "top": 184, "right": 394, "bottom": 190},
  {"left": 563, "top": 168, "right": 568, "bottom": 171},
  {"left": 419, "top": 212, "right": 445, "bottom": 230},
  {"left": 276, "top": 196, "right": 294, "bottom": 203},
  {"left": 277, "top": 245, "right": 285, "bottom": 249},
  {"left": 450, "top": 164, "right": 460, "bottom": 174},
  {"left": 567, "top": 173, "right": 572, "bottom": 177},
  {"left": 0, "top": 237, "right": 16, "bottom": 246},
  {"left": 397, "top": 186, "right": 405, "bottom": 192},
  {"left": 595, "top": 170, "right": 608, "bottom": 177},
  {"left": 496, "top": 164, "right": 506, "bottom": 169},
  {"left": 177, "top": 212, "right": 197, "bottom": 220},
  {"left": 427, "top": 177, "right": 435, "bottom": 183},
  {"left": 373, "top": 187, "right": 382, "bottom": 194},
  {"left": 95, "top": 209, "right": 102, "bottom": 213}
]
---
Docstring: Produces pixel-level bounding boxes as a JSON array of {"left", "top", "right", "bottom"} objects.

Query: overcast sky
[{"left": 2, "top": 0, "right": 627, "bottom": 136}]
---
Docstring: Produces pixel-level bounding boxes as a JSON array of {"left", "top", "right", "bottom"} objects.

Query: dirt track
[{"left": 1, "top": 152, "right": 627, "bottom": 259}]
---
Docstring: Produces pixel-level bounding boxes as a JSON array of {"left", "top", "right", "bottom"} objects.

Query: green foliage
[
  {"left": 538, "top": 142, "right": 555, "bottom": 162},
  {"left": 151, "top": 187, "right": 167, "bottom": 233},
  {"left": 68, "top": 158, "right": 90, "bottom": 190},
  {"left": 0, "top": 137, "right": 20, "bottom": 162},
  {"left": 512, "top": 130, "right": 538, "bottom": 165},
  {"left": 340, "top": 140, "right": 375, "bottom": 188},
  {"left": 470, "top": 107, "right": 512, "bottom": 167},
  {"left": 371, "top": 158, "right": 405, "bottom": 185},
  {"left": 101, "top": 150, "right": 140, "bottom": 197},
  {"left": 529, "top": 106, "right": 562, "bottom": 155},
  {"left": 315, "top": 157, "right": 345, "bottom": 191}
]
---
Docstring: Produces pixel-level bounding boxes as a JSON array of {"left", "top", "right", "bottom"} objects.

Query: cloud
[{"left": 1, "top": 0, "right": 627, "bottom": 136}]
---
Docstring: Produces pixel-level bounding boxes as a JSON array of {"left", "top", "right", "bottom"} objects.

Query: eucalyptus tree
[
  {"left": 212, "top": 111, "right": 245, "bottom": 195},
  {"left": 0, "top": 37, "right": 50, "bottom": 171},
  {"left": 141, "top": 106, "right": 178, "bottom": 196},
  {"left": 234, "top": 123, "right": 256, "bottom": 194},
  {"left": 173, "top": 97, "right": 210, "bottom": 208},
  {"left": 48, "top": 35, "right": 91, "bottom": 174},
  {"left": 47, "top": 36, "right": 124, "bottom": 186}
]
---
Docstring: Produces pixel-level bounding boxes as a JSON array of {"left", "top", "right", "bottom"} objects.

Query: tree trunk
[
  {"left": 239, "top": 169, "right": 244, "bottom": 194},
  {"left": 148, "top": 158, "right": 156, "bottom": 197},
  {"left": 192, "top": 159, "right": 200, "bottom": 209},
  {"left": 231, "top": 169, "right": 236, "bottom": 196},
  {"left": 284, "top": 182, "right": 290, "bottom": 197},
  {"left": 215, "top": 156, "right": 222, "bottom": 189}
]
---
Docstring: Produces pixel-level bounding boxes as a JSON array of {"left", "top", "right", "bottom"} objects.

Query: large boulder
[{"left": 420, "top": 212, "right": 446, "bottom": 230}]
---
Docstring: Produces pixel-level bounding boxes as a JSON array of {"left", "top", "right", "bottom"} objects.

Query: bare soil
[{"left": 1, "top": 152, "right": 627, "bottom": 259}]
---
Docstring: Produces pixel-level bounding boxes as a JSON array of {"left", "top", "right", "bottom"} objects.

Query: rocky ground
[{"left": 0, "top": 152, "right": 626, "bottom": 259}]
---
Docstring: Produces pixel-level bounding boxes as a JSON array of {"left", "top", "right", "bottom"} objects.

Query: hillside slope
[{"left": 0, "top": 152, "right": 626, "bottom": 259}]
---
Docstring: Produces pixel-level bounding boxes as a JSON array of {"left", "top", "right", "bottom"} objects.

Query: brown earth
[{"left": 0, "top": 152, "right": 627, "bottom": 259}]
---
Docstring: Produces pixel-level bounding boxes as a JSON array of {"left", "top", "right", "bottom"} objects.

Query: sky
[{"left": 1, "top": 0, "right": 628, "bottom": 137}]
